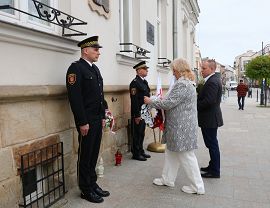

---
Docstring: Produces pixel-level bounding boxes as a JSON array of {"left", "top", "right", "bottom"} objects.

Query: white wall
[{"left": 0, "top": 0, "right": 199, "bottom": 87}]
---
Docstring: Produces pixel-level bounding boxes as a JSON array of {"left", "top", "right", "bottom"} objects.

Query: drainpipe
[{"left": 173, "top": 0, "right": 178, "bottom": 59}]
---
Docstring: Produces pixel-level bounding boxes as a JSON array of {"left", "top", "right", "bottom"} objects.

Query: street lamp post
[
  {"left": 262, "top": 43, "right": 270, "bottom": 106},
  {"left": 260, "top": 42, "right": 265, "bottom": 105}
]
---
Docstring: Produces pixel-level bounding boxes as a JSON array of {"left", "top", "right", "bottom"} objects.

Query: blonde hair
[{"left": 170, "top": 58, "right": 195, "bottom": 81}]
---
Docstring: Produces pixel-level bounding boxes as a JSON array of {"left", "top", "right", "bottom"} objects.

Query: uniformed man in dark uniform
[
  {"left": 129, "top": 61, "right": 151, "bottom": 161},
  {"left": 66, "top": 36, "right": 109, "bottom": 203}
]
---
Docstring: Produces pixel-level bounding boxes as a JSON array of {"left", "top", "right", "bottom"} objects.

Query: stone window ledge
[
  {"left": 0, "top": 20, "right": 79, "bottom": 54},
  {"left": 156, "top": 65, "right": 170, "bottom": 74},
  {"left": 116, "top": 53, "right": 139, "bottom": 67}
]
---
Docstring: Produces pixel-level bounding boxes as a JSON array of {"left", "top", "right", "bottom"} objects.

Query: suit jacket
[
  {"left": 66, "top": 58, "right": 105, "bottom": 127},
  {"left": 197, "top": 73, "right": 223, "bottom": 128},
  {"left": 149, "top": 77, "right": 198, "bottom": 152},
  {"left": 129, "top": 75, "right": 150, "bottom": 118}
]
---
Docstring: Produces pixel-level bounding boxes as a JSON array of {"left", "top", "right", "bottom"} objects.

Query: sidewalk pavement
[{"left": 54, "top": 92, "right": 270, "bottom": 208}]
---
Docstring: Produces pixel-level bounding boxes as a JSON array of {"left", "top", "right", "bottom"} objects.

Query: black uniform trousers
[
  {"left": 201, "top": 127, "right": 220, "bottom": 176},
  {"left": 77, "top": 119, "right": 102, "bottom": 193},
  {"left": 131, "top": 119, "right": 146, "bottom": 157},
  {"left": 237, "top": 96, "right": 245, "bottom": 110}
]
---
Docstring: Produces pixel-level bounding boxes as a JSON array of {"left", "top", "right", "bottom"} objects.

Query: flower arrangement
[
  {"left": 152, "top": 109, "right": 164, "bottom": 131},
  {"left": 105, "top": 109, "right": 115, "bottom": 134},
  {"left": 141, "top": 104, "right": 164, "bottom": 130}
]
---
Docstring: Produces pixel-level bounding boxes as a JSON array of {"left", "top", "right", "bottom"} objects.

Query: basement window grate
[{"left": 19, "top": 142, "right": 66, "bottom": 208}]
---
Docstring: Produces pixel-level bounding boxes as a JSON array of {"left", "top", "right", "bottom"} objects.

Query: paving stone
[{"left": 57, "top": 91, "right": 270, "bottom": 208}]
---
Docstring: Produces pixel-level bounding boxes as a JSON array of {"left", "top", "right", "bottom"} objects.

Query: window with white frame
[
  {"left": 243, "top": 60, "right": 249, "bottom": 71},
  {"left": 157, "top": 0, "right": 168, "bottom": 62},
  {"left": 28, "top": 0, "right": 51, "bottom": 26},
  {"left": 0, "top": 0, "right": 58, "bottom": 34},
  {"left": 1, "top": 0, "right": 15, "bottom": 15},
  {"left": 157, "top": 0, "right": 161, "bottom": 58},
  {"left": 119, "top": 0, "right": 132, "bottom": 50}
]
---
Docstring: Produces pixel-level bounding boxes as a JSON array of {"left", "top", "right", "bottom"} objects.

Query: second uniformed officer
[
  {"left": 129, "top": 61, "right": 151, "bottom": 161},
  {"left": 66, "top": 36, "right": 109, "bottom": 203}
]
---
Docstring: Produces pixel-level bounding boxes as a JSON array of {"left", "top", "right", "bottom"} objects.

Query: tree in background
[
  {"left": 245, "top": 55, "right": 270, "bottom": 106},
  {"left": 245, "top": 56, "right": 270, "bottom": 81}
]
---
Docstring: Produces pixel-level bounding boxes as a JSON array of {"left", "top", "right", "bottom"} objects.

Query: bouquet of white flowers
[
  {"left": 105, "top": 109, "right": 115, "bottom": 134},
  {"left": 141, "top": 99, "right": 164, "bottom": 130}
]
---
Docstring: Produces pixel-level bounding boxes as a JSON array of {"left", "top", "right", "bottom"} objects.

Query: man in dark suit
[
  {"left": 66, "top": 36, "right": 109, "bottom": 203},
  {"left": 197, "top": 59, "right": 223, "bottom": 178},
  {"left": 129, "top": 61, "right": 151, "bottom": 161}
]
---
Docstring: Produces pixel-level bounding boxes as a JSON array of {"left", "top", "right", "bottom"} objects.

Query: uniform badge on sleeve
[
  {"left": 131, "top": 88, "right": 136, "bottom": 95},
  {"left": 68, "top": 74, "right": 76, "bottom": 85}
]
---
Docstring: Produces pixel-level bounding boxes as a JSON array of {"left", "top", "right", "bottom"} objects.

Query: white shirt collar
[
  {"left": 83, "top": 58, "right": 93, "bottom": 67},
  {"left": 204, "top": 73, "right": 215, "bottom": 82}
]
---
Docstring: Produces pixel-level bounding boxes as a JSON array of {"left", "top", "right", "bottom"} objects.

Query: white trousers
[{"left": 161, "top": 148, "right": 205, "bottom": 193}]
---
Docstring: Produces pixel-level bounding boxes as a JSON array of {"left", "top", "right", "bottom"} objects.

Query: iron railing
[
  {"left": 19, "top": 142, "right": 66, "bottom": 208},
  {"left": 119, "top": 43, "right": 150, "bottom": 59},
  {"left": 158, "top": 58, "right": 171, "bottom": 67},
  {"left": 0, "top": 0, "right": 87, "bottom": 36}
]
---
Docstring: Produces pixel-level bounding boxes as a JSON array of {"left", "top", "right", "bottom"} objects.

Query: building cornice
[
  {"left": 0, "top": 85, "right": 170, "bottom": 103},
  {"left": 0, "top": 20, "right": 79, "bottom": 54}
]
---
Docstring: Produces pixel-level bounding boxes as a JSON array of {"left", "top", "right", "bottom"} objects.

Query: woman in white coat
[{"left": 144, "top": 58, "right": 204, "bottom": 194}]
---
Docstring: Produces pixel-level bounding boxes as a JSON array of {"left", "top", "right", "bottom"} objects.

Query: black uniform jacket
[
  {"left": 66, "top": 58, "right": 105, "bottom": 127},
  {"left": 129, "top": 75, "right": 150, "bottom": 118},
  {"left": 197, "top": 73, "right": 224, "bottom": 128}
]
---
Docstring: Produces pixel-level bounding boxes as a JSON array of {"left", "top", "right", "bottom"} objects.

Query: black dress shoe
[
  {"left": 142, "top": 153, "right": 151, "bottom": 158},
  {"left": 93, "top": 186, "right": 110, "bottom": 197},
  {"left": 200, "top": 166, "right": 210, "bottom": 172},
  {"left": 132, "top": 155, "right": 147, "bottom": 161},
  {"left": 201, "top": 172, "right": 220, "bottom": 178},
  {"left": 81, "top": 192, "right": 104, "bottom": 203}
]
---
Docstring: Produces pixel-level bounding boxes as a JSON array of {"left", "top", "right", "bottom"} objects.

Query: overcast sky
[{"left": 196, "top": 0, "right": 270, "bottom": 66}]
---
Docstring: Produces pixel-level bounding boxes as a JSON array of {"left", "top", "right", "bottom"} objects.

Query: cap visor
[{"left": 91, "top": 45, "right": 102, "bottom": 48}]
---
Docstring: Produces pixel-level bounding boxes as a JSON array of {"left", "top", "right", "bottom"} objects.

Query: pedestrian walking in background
[
  {"left": 66, "top": 36, "right": 110, "bottom": 203},
  {"left": 197, "top": 59, "right": 223, "bottom": 179},
  {"left": 236, "top": 80, "right": 248, "bottom": 110},
  {"left": 144, "top": 58, "right": 205, "bottom": 195}
]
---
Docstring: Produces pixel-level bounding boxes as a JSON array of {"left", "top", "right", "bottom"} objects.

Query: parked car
[{"left": 226, "top": 81, "right": 238, "bottom": 90}]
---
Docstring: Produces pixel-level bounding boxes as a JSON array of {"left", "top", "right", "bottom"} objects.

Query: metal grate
[
  {"left": 158, "top": 58, "right": 171, "bottom": 67},
  {"left": 19, "top": 142, "right": 66, "bottom": 208},
  {"left": 0, "top": 0, "right": 87, "bottom": 36},
  {"left": 119, "top": 43, "right": 150, "bottom": 59}
]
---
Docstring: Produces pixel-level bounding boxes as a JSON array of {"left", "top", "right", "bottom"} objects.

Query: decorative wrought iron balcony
[
  {"left": 158, "top": 58, "right": 171, "bottom": 67},
  {"left": 0, "top": 0, "right": 87, "bottom": 37},
  {"left": 119, "top": 43, "right": 150, "bottom": 59}
]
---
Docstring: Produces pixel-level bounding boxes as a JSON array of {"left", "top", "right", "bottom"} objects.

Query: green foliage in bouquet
[{"left": 196, "top": 79, "right": 205, "bottom": 95}]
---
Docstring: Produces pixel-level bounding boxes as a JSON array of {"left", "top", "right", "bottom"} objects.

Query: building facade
[
  {"left": 0, "top": 0, "right": 200, "bottom": 206},
  {"left": 234, "top": 50, "right": 258, "bottom": 81},
  {"left": 194, "top": 44, "right": 202, "bottom": 82},
  {"left": 222, "top": 65, "right": 236, "bottom": 84}
]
